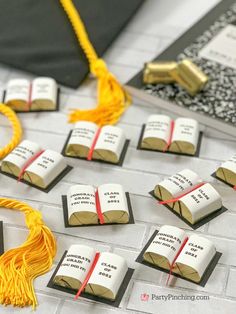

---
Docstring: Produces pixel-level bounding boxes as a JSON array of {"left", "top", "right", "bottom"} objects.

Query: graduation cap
[
  {"left": 0, "top": 0, "right": 143, "bottom": 88},
  {"left": 0, "top": 0, "right": 144, "bottom": 126}
]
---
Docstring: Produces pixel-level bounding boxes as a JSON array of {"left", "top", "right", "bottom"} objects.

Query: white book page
[
  {"left": 67, "top": 121, "right": 98, "bottom": 148},
  {"left": 94, "top": 126, "right": 126, "bottom": 158},
  {"left": 171, "top": 118, "right": 199, "bottom": 147},
  {"left": 2, "top": 140, "right": 41, "bottom": 170},
  {"left": 31, "top": 77, "right": 57, "bottom": 103},
  {"left": 87, "top": 252, "right": 128, "bottom": 297},
  {"left": 67, "top": 185, "right": 96, "bottom": 217},
  {"left": 180, "top": 183, "right": 222, "bottom": 222},
  {"left": 219, "top": 154, "right": 236, "bottom": 174},
  {"left": 158, "top": 169, "right": 203, "bottom": 198},
  {"left": 145, "top": 225, "right": 187, "bottom": 265},
  {"left": 56, "top": 245, "right": 96, "bottom": 283},
  {"left": 97, "top": 183, "right": 128, "bottom": 215},
  {"left": 176, "top": 235, "right": 216, "bottom": 278},
  {"left": 142, "top": 114, "right": 171, "bottom": 143},
  {"left": 25, "top": 150, "right": 66, "bottom": 186},
  {"left": 5, "top": 79, "right": 30, "bottom": 103},
  {"left": 199, "top": 25, "right": 236, "bottom": 70}
]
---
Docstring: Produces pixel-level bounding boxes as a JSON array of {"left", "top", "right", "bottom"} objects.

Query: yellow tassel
[
  {"left": 0, "top": 103, "right": 22, "bottom": 160},
  {"left": 59, "top": 0, "right": 131, "bottom": 126},
  {"left": 0, "top": 198, "right": 56, "bottom": 309}
]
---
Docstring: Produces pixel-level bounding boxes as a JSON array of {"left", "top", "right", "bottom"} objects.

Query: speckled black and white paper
[{"left": 143, "top": 3, "right": 236, "bottom": 125}]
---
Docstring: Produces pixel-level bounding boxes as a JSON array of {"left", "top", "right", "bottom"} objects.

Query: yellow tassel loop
[
  {"left": 0, "top": 198, "right": 56, "bottom": 309},
  {"left": 0, "top": 103, "right": 22, "bottom": 160},
  {"left": 59, "top": 0, "right": 131, "bottom": 126}
]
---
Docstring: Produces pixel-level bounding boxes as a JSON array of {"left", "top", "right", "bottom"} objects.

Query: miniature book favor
[
  {"left": 138, "top": 225, "right": 220, "bottom": 284},
  {"left": 1, "top": 140, "right": 71, "bottom": 190},
  {"left": 53, "top": 244, "right": 130, "bottom": 301},
  {"left": 154, "top": 169, "right": 203, "bottom": 204},
  {"left": 153, "top": 169, "right": 224, "bottom": 225},
  {"left": 140, "top": 115, "right": 200, "bottom": 155},
  {"left": 64, "top": 121, "right": 129, "bottom": 164},
  {"left": 215, "top": 154, "right": 236, "bottom": 188},
  {"left": 4, "top": 77, "right": 58, "bottom": 111},
  {"left": 66, "top": 183, "right": 130, "bottom": 226}
]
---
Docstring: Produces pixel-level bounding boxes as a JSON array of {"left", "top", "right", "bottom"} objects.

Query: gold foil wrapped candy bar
[
  {"left": 173, "top": 59, "right": 208, "bottom": 96},
  {"left": 143, "top": 61, "right": 177, "bottom": 84},
  {"left": 143, "top": 59, "right": 208, "bottom": 96}
]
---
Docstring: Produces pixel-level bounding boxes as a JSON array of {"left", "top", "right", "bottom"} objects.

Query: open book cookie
[
  {"left": 151, "top": 169, "right": 227, "bottom": 228},
  {"left": 138, "top": 114, "right": 201, "bottom": 156},
  {"left": 213, "top": 154, "right": 236, "bottom": 189},
  {"left": 63, "top": 183, "right": 134, "bottom": 226},
  {"left": 62, "top": 121, "right": 129, "bottom": 165},
  {"left": 48, "top": 244, "right": 134, "bottom": 306},
  {"left": 1, "top": 140, "right": 72, "bottom": 192},
  {"left": 3, "top": 77, "right": 59, "bottom": 112},
  {"left": 136, "top": 225, "right": 221, "bottom": 286}
]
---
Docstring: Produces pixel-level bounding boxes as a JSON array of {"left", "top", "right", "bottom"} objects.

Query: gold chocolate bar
[
  {"left": 173, "top": 59, "right": 208, "bottom": 96},
  {"left": 143, "top": 61, "right": 177, "bottom": 84}
]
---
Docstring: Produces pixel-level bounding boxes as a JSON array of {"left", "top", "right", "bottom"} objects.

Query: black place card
[
  {"left": 211, "top": 171, "right": 236, "bottom": 189},
  {"left": 149, "top": 190, "right": 228, "bottom": 230},
  {"left": 0, "top": 165, "right": 73, "bottom": 193},
  {"left": 0, "top": 221, "right": 4, "bottom": 255},
  {"left": 2, "top": 88, "right": 60, "bottom": 113},
  {"left": 136, "top": 229, "right": 222, "bottom": 287},
  {"left": 61, "top": 130, "right": 130, "bottom": 167},
  {"left": 62, "top": 192, "right": 135, "bottom": 228},
  {"left": 137, "top": 124, "right": 203, "bottom": 158},
  {"left": 47, "top": 250, "right": 134, "bottom": 307}
]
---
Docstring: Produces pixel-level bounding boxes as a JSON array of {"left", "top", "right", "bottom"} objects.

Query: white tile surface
[
  {"left": 127, "top": 281, "right": 236, "bottom": 314},
  {"left": 58, "top": 300, "right": 128, "bottom": 314},
  {"left": 226, "top": 268, "right": 236, "bottom": 298},
  {"left": 113, "top": 247, "right": 163, "bottom": 284},
  {"left": 208, "top": 213, "right": 236, "bottom": 239}
]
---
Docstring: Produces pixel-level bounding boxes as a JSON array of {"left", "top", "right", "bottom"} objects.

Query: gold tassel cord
[
  {"left": 0, "top": 198, "right": 57, "bottom": 308},
  {"left": 0, "top": 103, "right": 22, "bottom": 160},
  {"left": 59, "top": 0, "right": 131, "bottom": 126}
]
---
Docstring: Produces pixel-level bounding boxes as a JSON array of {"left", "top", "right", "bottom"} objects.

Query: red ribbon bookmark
[
  {"left": 27, "top": 82, "right": 32, "bottom": 111},
  {"left": 163, "top": 120, "right": 175, "bottom": 152},
  {"left": 18, "top": 150, "right": 45, "bottom": 182},
  {"left": 74, "top": 252, "right": 100, "bottom": 300},
  {"left": 87, "top": 128, "right": 102, "bottom": 161},
  {"left": 166, "top": 236, "right": 189, "bottom": 285},
  {"left": 233, "top": 185, "right": 236, "bottom": 191},
  {"left": 159, "top": 182, "right": 205, "bottom": 205},
  {"left": 95, "top": 189, "right": 104, "bottom": 224}
]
